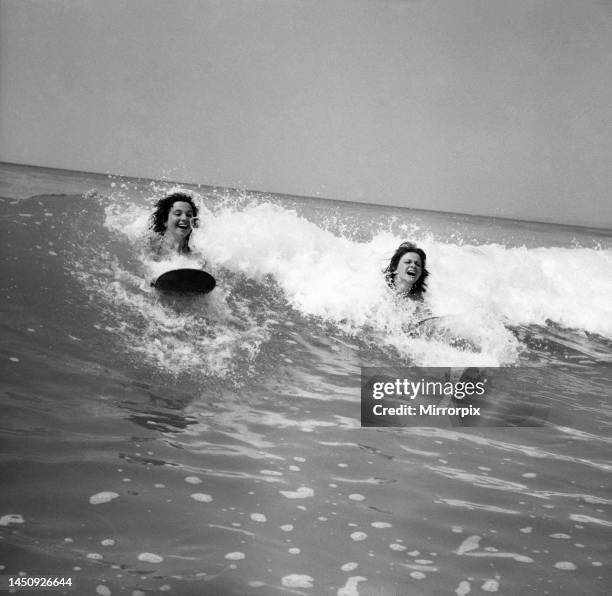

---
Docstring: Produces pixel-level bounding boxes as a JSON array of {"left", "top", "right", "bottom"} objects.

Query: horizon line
[{"left": 2, "top": 160, "right": 611, "bottom": 234}]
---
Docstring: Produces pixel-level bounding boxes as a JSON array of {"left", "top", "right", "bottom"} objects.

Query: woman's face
[
  {"left": 165, "top": 201, "right": 195, "bottom": 241},
  {"left": 395, "top": 251, "right": 422, "bottom": 287}
]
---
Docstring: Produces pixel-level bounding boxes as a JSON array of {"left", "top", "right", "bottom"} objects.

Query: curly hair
[
  {"left": 383, "top": 241, "right": 429, "bottom": 299},
  {"left": 149, "top": 193, "right": 199, "bottom": 235}
]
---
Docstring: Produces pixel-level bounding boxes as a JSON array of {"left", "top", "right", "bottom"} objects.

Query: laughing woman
[
  {"left": 384, "top": 241, "right": 429, "bottom": 301},
  {"left": 148, "top": 193, "right": 199, "bottom": 258}
]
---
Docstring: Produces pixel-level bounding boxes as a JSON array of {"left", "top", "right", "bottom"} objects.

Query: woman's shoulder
[{"left": 145, "top": 234, "right": 166, "bottom": 260}]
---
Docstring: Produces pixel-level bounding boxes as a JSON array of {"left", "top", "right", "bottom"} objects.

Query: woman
[
  {"left": 149, "top": 192, "right": 199, "bottom": 257},
  {"left": 384, "top": 241, "right": 429, "bottom": 300}
]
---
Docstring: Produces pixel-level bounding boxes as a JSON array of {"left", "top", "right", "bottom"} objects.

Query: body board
[
  {"left": 416, "top": 315, "right": 443, "bottom": 327},
  {"left": 153, "top": 268, "right": 216, "bottom": 294}
]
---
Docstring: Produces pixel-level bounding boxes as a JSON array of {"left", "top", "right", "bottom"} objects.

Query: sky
[{"left": 1, "top": 0, "right": 611, "bottom": 228}]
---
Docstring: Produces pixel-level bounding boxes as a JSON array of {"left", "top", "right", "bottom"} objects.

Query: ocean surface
[{"left": 1, "top": 162, "right": 611, "bottom": 595}]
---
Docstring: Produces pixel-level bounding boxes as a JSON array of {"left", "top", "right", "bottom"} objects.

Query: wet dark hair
[
  {"left": 150, "top": 193, "right": 198, "bottom": 235},
  {"left": 383, "top": 241, "right": 429, "bottom": 299}
]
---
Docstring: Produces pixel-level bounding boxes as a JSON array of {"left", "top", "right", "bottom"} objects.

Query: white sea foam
[
  {"left": 224, "top": 552, "right": 245, "bottom": 560},
  {"left": 371, "top": 521, "right": 392, "bottom": 528},
  {"left": 204, "top": 205, "right": 611, "bottom": 349},
  {"left": 482, "top": 579, "right": 500, "bottom": 592},
  {"left": 280, "top": 486, "right": 314, "bottom": 499},
  {"left": 350, "top": 531, "right": 368, "bottom": 541},
  {"left": 190, "top": 493, "right": 213, "bottom": 502},
  {"left": 455, "top": 535, "right": 533, "bottom": 563},
  {"left": 137, "top": 552, "right": 164, "bottom": 564},
  {"left": 554, "top": 561, "right": 576, "bottom": 570},
  {"left": 341, "top": 562, "right": 358, "bottom": 571},
  {"left": 337, "top": 576, "right": 367, "bottom": 595},
  {"left": 569, "top": 514, "right": 612, "bottom": 527},
  {"left": 98, "top": 191, "right": 612, "bottom": 371},
  {"left": 282, "top": 574, "right": 313, "bottom": 588},
  {"left": 89, "top": 492, "right": 119, "bottom": 505},
  {"left": 0, "top": 514, "right": 24, "bottom": 526}
]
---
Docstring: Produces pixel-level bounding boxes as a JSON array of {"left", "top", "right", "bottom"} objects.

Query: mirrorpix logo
[
  {"left": 360, "top": 367, "right": 551, "bottom": 428},
  {"left": 361, "top": 367, "right": 486, "bottom": 427},
  {"left": 361, "top": 367, "right": 551, "bottom": 427}
]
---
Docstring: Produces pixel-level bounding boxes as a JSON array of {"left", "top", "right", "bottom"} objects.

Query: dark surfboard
[{"left": 153, "top": 268, "right": 216, "bottom": 294}]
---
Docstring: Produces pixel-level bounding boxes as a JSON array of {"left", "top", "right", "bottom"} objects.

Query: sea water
[{"left": 1, "top": 163, "right": 611, "bottom": 595}]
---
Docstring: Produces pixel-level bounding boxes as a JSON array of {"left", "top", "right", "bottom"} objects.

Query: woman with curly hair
[
  {"left": 149, "top": 192, "right": 199, "bottom": 257},
  {"left": 384, "top": 241, "right": 429, "bottom": 301}
]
